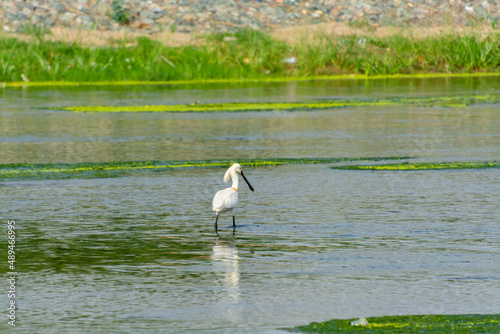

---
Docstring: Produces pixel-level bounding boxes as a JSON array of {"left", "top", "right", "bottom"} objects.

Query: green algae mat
[
  {"left": 4, "top": 73, "right": 500, "bottom": 89},
  {"left": 56, "top": 95, "right": 500, "bottom": 113},
  {"left": 3, "top": 158, "right": 499, "bottom": 181},
  {"left": 332, "top": 161, "right": 500, "bottom": 171},
  {"left": 287, "top": 314, "right": 500, "bottom": 333},
  {"left": 0, "top": 157, "right": 407, "bottom": 181}
]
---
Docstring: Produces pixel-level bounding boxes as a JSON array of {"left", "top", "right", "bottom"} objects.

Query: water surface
[{"left": 1, "top": 77, "right": 499, "bottom": 332}]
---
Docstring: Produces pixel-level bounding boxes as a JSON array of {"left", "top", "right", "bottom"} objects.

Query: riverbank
[
  {"left": 2, "top": 0, "right": 500, "bottom": 36},
  {"left": 3, "top": 21, "right": 499, "bottom": 48},
  {"left": 1, "top": 27, "right": 500, "bottom": 84}
]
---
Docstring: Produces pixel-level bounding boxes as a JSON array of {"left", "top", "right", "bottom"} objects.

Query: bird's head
[
  {"left": 233, "top": 163, "right": 242, "bottom": 174},
  {"left": 223, "top": 163, "right": 254, "bottom": 192},
  {"left": 224, "top": 163, "right": 242, "bottom": 183}
]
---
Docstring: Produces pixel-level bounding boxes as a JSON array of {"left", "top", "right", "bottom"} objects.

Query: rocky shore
[{"left": 1, "top": 0, "right": 500, "bottom": 35}]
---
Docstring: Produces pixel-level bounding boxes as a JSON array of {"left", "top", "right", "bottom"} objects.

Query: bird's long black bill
[{"left": 241, "top": 171, "right": 255, "bottom": 192}]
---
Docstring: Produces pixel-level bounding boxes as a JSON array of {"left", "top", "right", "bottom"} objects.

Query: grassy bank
[{"left": 2, "top": 29, "right": 500, "bottom": 84}]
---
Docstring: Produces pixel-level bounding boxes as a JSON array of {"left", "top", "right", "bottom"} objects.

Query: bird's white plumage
[
  {"left": 212, "top": 187, "right": 238, "bottom": 213},
  {"left": 212, "top": 163, "right": 254, "bottom": 232},
  {"left": 223, "top": 167, "right": 232, "bottom": 184},
  {"left": 213, "top": 164, "right": 240, "bottom": 213}
]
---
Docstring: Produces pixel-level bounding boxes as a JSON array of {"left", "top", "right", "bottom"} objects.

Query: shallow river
[{"left": 1, "top": 77, "right": 499, "bottom": 333}]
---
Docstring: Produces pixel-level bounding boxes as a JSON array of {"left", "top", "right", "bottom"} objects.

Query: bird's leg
[
  {"left": 214, "top": 213, "right": 219, "bottom": 233},
  {"left": 232, "top": 216, "right": 236, "bottom": 229}
]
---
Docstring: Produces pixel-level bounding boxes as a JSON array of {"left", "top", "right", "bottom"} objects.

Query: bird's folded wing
[{"left": 212, "top": 188, "right": 237, "bottom": 211}]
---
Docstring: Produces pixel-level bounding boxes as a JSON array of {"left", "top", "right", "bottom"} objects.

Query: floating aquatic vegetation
[
  {"left": 0, "top": 157, "right": 409, "bottom": 181},
  {"left": 56, "top": 95, "right": 500, "bottom": 113},
  {"left": 332, "top": 161, "right": 500, "bottom": 170},
  {"left": 3, "top": 72, "right": 500, "bottom": 88},
  {"left": 287, "top": 314, "right": 500, "bottom": 333}
]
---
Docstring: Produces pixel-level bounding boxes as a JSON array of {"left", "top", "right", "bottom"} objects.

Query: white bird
[{"left": 212, "top": 163, "right": 254, "bottom": 232}]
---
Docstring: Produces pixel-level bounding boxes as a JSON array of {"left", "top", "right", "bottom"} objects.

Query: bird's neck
[{"left": 231, "top": 171, "right": 239, "bottom": 191}]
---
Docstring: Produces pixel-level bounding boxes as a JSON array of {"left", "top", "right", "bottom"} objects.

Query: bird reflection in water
[
  {"left": 212, "top": 236, "right": 240, "bottom": 301},
  {"left": 211, "top": 235, "right": 242, "bottom": 322}
]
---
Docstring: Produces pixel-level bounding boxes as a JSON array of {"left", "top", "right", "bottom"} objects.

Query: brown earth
[{"left": 4, "top": 22, "right": 497, "bottom": 47}]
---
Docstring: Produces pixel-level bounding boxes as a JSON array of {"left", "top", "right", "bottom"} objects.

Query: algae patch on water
[
  {"left": 288, "top": 314, "right": 500, "bottom": 333},
  {"left": 56, "top": 95, "right": 500, "bottom": 113},
  {"left": 332, "top": 161, "right": 500, "bottom": 170},
  {"left": 5, "top": 73, "right": 500, "bottom": 88},
  {"left": 0, "top": 157, "right": 408, "bottom": 181}
]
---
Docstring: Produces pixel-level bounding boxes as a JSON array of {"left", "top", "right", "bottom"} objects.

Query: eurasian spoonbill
[{"left": 212, "top": 163, "right": 254, "bottom": 232}]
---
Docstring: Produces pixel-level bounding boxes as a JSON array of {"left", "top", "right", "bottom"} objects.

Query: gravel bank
[{"left": 1, "top": 0, "right": 500, "bottom": 35}]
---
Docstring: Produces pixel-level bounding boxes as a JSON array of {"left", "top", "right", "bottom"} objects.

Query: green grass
[
  {"left": 0, "top": 30, "right": 288, "bottom": 83},
  {"left": 288, "top": 314, "right": 500, "bottom": 333},
  {"left": 332, "top": 161, "right": 500, "bottom": 170},
  {"left": 57, "top": 95, "right": 500, "bottom": 113},
  {"left": 2, "top": 29, "right": 500, "bottom": 84},
  {"left": 0, "top": 157, "right": 409, "bottom": 181}
]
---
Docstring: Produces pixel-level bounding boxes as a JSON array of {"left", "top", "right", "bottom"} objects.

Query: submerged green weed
[
  {"left": 0, "top": 157, "right": 408, "bottom": 181},
  {"left": 56, "top": 94, "right": 500, "bottom": 113},
  {"left": 289, "top": 314, "right": 500, "bottom": 333},
  {"left": 332, "top": 161, "right": 500, "bottom": 170}
]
